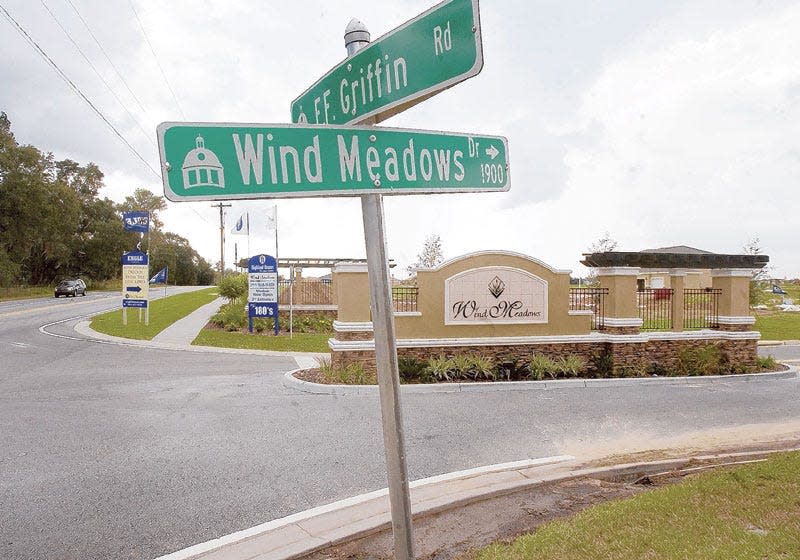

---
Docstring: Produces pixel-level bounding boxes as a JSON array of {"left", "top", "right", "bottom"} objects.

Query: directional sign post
[
  {"left": 292, "top": 0, "right": 482, "bottom": 125},
  {"left": 157, "top": 122, "right": 508, "bottom": 201},
  {"left": 247, "top": 254, "right": 279, "bottom": 335},
  {"left": 157, "top": 3, "right": 505, "bottom": 558},
  {"left": 121, "top": 251, "right": 149, "bottom": 326}
]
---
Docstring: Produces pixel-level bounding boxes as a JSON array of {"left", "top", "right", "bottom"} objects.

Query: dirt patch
[{"left": 301, "top": 477, "right": 648, "bottom": 560}]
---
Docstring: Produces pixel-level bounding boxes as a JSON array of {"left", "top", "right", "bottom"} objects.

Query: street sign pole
[{"left": 347, "top": 21, "right": 416, "bottom": 560}]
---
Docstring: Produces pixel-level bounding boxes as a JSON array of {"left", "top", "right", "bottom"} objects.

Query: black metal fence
[
  {"left": 569, "top": 287, "right": 608, "bottom": 330},
  {"left": 392, "top": 286, "right": 418, "bottom": 312},
  {"left": 277, "top": 279, "right": 333, "bottom": 305},
  {"left": 638, "top": 288, "right": 673, "bottom": 330},
  {"left": 684, "top": 288, "right": 721, "bottom": 329}
]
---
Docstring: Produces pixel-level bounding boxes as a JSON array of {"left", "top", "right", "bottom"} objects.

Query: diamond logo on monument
[{"left": 488, "top": 276, "right": 505, "bottom": 298}]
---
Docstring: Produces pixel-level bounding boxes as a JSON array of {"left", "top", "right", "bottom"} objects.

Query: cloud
[{"left": 554, "top": 2, "right": 800, "bottom": 276}]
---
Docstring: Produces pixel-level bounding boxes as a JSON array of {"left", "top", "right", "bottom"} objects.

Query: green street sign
[
  {"left": 157, "top": 122, "right": 509, "bottom": 201},
  {"left": 291, "top": 0, "right": 482, "bottom": 125}
]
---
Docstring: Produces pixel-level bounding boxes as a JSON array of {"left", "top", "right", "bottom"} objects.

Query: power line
[
  {"left": 0, "top": 2, "right": 162, "bottom": 180},
  {"left": 128, "top": 0, "right": 186, "bottom": 119},
  {"left": 64, "top": 0, "right": 153, "bottom": 123},
  {"left": 39, "top": 0, "right": 157, "bottom": 150}
]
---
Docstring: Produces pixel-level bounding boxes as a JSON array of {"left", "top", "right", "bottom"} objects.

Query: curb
[
  {"left": 154, "top": 446, "right": 800, "bottom": 560},
  {"left": 60, "top": 320, "right": 329, "bottom": 363},
  {"left": 282, "top": 365, "right": 799, "bottom": 395}
]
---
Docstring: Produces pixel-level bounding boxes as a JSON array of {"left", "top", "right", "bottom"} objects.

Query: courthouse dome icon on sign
[{"left": 182, "top": 135, "right": 225, "bottom": 189}]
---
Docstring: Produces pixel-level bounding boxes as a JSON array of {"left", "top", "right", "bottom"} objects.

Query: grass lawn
[
  {"left": 473, "top": 451, "right": 800, "bottom": 560},
  {"left": 754, "top": 312, "right": 800, "bottom": 340},
  {"left": 193, "top": 329, "right": 330, "bottom": 353},
  {"left": 0, "top": 285, "right": 56, "bottom": 300},
  {"left": 90, "top": 287, "right": 219, "bottom": 340}
]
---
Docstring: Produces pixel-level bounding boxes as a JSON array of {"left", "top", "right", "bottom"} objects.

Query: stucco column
[
  {"left": 670, "top": 270, "right": 686, "bottom": 332},
  {"left": 597, "top": 267, "right": 642, "bottom": 334},
  {"left": 333, "top": 262, "right": 371, "bottom": 322},
  {"left": 711, "top": 268, "right": 755, "bottom": 332}
]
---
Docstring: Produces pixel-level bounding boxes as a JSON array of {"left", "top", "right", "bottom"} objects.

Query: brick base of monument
[{"left": 330, "top": 336, "right": 759, "bottom": 376}]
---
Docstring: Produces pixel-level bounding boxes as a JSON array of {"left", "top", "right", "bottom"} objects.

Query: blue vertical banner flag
[
  {"left": 122, "top": 211, "right": 150, "bottom": 232},
  {"left": 149, "top": 267, "right": 168, "bottom": 284}
]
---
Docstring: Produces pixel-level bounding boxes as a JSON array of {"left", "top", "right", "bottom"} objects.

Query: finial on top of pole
[{"left": 344, "top": 18, "right": 370, "bottom": 55}]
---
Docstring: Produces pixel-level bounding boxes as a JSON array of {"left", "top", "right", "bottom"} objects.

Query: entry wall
[{"left": 329, "top": 252, "right": 759, "bottom": 375}]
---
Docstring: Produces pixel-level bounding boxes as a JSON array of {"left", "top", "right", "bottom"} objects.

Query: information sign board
[
  {"left": 248, "top": 254, "right": 278, "bottom": 333},
  {"left": 121, "top": 251, "right": 149, "bottom": 308}
]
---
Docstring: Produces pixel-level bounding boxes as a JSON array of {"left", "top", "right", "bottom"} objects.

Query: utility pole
[{"left": 211, "top": 203, "right": 231, "bottom": 277}]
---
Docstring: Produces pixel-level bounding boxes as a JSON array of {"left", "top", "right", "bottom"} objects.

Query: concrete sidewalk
[{"left": 151, "top": 296, "right": 225, "bottom": 346}]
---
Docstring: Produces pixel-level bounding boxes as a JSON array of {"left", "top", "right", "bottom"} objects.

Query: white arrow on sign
[{"left": 485, "top": 144, "right": 500, "bottom": 160}]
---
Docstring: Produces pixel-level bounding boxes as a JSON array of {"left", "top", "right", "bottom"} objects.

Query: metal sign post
[{"left": 346, "top": 22, "right": 416, "bottom": 560}]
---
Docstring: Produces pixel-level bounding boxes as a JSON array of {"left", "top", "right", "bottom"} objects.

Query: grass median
[
  {"left": 471, "top": 451, "right": 800, "bottom": 560},
  {"left": 90, "top": 287, "right": 219, "bottom": 340},
  {"left": 192, "top": 329, "right": 329, "bottom": 353}
]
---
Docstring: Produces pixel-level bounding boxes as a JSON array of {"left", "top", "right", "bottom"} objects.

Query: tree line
[{"left": 0, "top": 112, "right": 214, "bottom": 287}]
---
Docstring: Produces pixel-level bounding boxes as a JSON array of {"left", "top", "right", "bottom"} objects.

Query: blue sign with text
[
  {"left": 122, "top": 211, "right": 150, "bottom": 233},
  {"left": 247, "top": 254, "right": 279, "bottom": 334}
]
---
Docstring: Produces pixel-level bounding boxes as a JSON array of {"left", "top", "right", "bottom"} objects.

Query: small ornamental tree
[
  {"left": 407, "top": 234, "right": 444, "bottom": 276},
  {"left": 743, "top": 236, "right": 772, "bottom": 306},
  {"left": 585, "top": 232, "right": 618, "bottom": 284}
]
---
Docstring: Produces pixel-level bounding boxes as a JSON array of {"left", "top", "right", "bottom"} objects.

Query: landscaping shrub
[
  {"left": 398, "top": 357, "right": 431, "bottom": 383},
  {"left": 209, "top": 301, "right": 247, "bottom": 331},
  {"left": 528, "top": 354, "right": 557, "bottom": 380},
  {"left": 217, "top": 273, "right": 248, "bottom": 302},
  {"left": 556, "top": 355, "right": 585, "bottom": 377},
  {"left": 757, "top": 355, "right": 777, "bottom": 370},
  {"left": 316, "top": 357, "right": 376, "bottom": 385},
  {"left": 422, "top": 354, "right": 496, "bottom": 382},
  {"left": 425, "top": 355, "right": 454, "bottom": 382},
  {"left": 675, "top": 344, "right": 725, "bottom": 376},
  {"left": 591, "top": 352, "right": 614, "bottom": 378}
]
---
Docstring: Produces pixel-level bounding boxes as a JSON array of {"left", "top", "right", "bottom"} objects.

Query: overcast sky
[{"left": 2, "top": 0, "right": 798, "bottom": 278}]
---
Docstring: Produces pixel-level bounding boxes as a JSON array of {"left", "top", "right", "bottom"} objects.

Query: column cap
[{"left": 596, "top": 267, "right": 640, "bottom": 276}]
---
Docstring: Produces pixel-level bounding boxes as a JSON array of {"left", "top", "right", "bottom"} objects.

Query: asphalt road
[{"left": 1, "top": 294, "right": 799, "bottom": 560}]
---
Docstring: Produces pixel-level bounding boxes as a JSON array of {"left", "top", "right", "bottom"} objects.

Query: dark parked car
[{"left": 54, "top": 279, "right": 87, "bottom": 298}]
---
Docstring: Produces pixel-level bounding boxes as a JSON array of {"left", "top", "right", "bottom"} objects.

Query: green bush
[
  {"left": 209, "top": 301, "right": 247, "bottom": 331},
  {"left": 425, "top": 355, "right": 455, "bottom": 382},
  {"left": 398, "top": 357, "right": 431, "bottom": 383},
  {"left": 316, "top": 357, "right": 376, "bottom": 385},
  {"left": 556, "top": 355, "right": 585, "bottom": 377},
  {"left": 528, "top": 354, "right": 557, "bottom": 380},
  {"left": 616, "top": 364, "right": 647, "bottom": 378},
  {"left": 422, "top": 354, "right": 496, "bottom": 382},
  {"left": 591, "top": 352, "right": 614, "bottom": 378},
  {"left": 676, "top": 344, "right": 725, "bottom": 376},
  {"left": 465, "top": 355, "right": 496, "bottom": 381},
  {"left": 757, "top": 355, "right": 777, "bottom": 370},
  {"left": 218, "top": 273, "right": 248, "bottom": 302}
]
